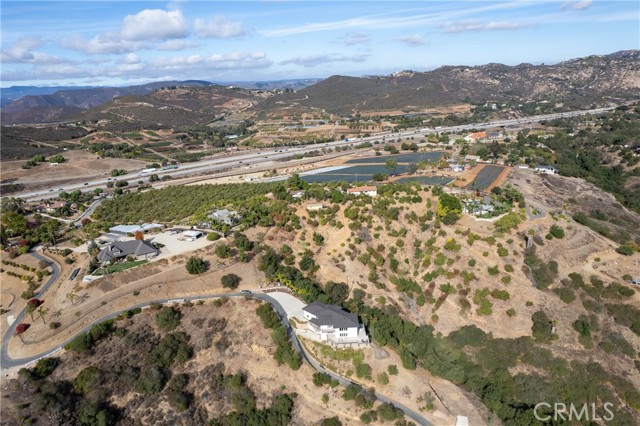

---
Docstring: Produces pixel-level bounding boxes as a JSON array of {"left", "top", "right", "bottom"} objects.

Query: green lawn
[{"left": 95, "top": 259, "right": 148, "bottom": 276}]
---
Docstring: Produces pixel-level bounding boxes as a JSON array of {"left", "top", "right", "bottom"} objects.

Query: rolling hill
[
  {"left": 0, "top": 80, "right": 213, "bottom": 125},
  {"left": 254, "top": 50, "right": 640, "bottom": 116}
]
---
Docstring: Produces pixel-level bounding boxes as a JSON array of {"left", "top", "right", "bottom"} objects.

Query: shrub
[
  {"left": 74, "top": 366, "right": 104, "bottom": 395},
  {"left": 549, "top": 224, "right": 565, "bottom": 238},
  {"left": 355, "top": 362, "right": 372, "bottom": 380},
  {"left": 487, "top": 265, "right": 500, "bottom": 275},
  {"left": 34, "top": 357, "right": 60, "bottom": 379},
  {"left": 215, "top": 244, "right": 232, "bottom": 258},
  {"left": 491, "top": 289, "right": 510, "bottom": 300},
  {"left": 506, "top": 308, "right": 516, "bottom": 317},
  {"left": 553, "top": 287, "right": 576, "bottom": 304},
  {"left": 377, "top": 403, "right": 404, "bottom": 421},
  {"left": 136, "top": 366, "right": 167, "bottom": 394},
  {"left": 155, "top": 307, "right": 181, "bottom": 331},
  {"left": 468, "top": 259, "right": 476, "bottom": 267},
  {"left": 377, "top": 372, "right": 389, "bottom": 384},
  {"left": 148, "top": 332, "right": 193, "bottom": 367},
  {"left": 312, "top": 232, "right": 325, "bottom": 246},
  {"left": 185, "top": 256, "right": 207, "bottom": 274},
  {"left": 532, "top": 311, "right": 555, "bottom": 343},
  {"left": 497, "top": 247, "right": 508, "bottom": 257},
  {"left": 388, "top": 365, "right": 399, "bottom": 375},
  {"left": 221, "top": 273, "right": 241, "bottom": 289},
  {"left": 313, "top": 372, "right": 333, "bottom": 387},
  {"left": 616, "top": 245, "right": 634, "bottom": 256},
  {"left": 207, "top": 232, "right": 221, "bottom": 241},
  {"left": 320, "top": 417, "right": 342, "bottom": 426}
]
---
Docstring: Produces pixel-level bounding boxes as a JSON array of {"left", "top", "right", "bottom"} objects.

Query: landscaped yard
[{"left": 94, "top": 259, "right": 148, "bottom": 276}]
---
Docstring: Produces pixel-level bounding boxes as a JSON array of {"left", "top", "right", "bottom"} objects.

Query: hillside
[
  {"left": 0, "top": 80, "right": 213, "bottom": 125},
  {"left": 72, "top": 85, "right": 269, "bottom": 131},
  {"left": 2, "top": 298, "right": 415, "bottom": 426},
  {"left": 255, "top": 50, "right": 640, "bottom": 116},
  {"left": 74, "top": 171, "right": 640, "bottom": 424}
]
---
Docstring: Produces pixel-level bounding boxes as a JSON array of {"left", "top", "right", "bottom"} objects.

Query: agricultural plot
[
  {"left": 301, "top": 174, "right": 372, "bottom": 183},
  {"left": 465, "top": 165, "right": 506, "bottom": 191},
  {"left": 346, "top": 152, "right": 445, "bottom": 164},
  {"left": 396, "top": 176, "right": 454, "bottom": 185}
]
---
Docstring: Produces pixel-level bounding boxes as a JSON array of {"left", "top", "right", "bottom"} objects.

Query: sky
[{"left": 1, "top": 0, "right": 639, "bottom": 87}]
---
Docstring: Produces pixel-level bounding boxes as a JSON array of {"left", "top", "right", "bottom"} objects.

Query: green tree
[
  {"left": 155, "top": 307, "right": 181, "bottom": 331},
  {"left": 221, "top": 273, "right": 241, "bottom": 289},
  {"left": 436, "top": 193, "right": 462, "bottom": 224},
  {"left": 215, "top": 244, "right": 232, "bottom": 258},
  {"left": 185, "top": 256, "right": 207, "bottom": 274},
  {"left": 385, "top": 158, "right": 399, "bottom": 175}
]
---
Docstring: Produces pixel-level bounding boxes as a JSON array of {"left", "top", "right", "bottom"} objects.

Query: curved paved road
[
  {"left": 1, "top": 252, "right": 61, "bottom": 369},
  {"left": 1, "top": 289, "right": 431, "bottom": 425}
]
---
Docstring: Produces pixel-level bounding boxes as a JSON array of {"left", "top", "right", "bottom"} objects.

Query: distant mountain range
[
  {"left": 0, "top": 79, "right": 321, "bottom": 125},
  {"left": 2, "top": 51, "right": 638, "bottom": 126},
  {"left": 255, "top": 50, "right": 640, "bottom": 116}
]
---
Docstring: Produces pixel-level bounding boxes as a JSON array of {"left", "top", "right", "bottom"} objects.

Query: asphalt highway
[{"left": 15, "top": 106, "right": 615, "bottom": 202}]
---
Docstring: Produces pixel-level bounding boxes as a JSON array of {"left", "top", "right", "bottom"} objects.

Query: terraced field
[
  {"left": 465, "top": 165, "right": 507, "bottom": 191},
  {"left": 346, "top": 152, "right": 445, "bottom": 164}
]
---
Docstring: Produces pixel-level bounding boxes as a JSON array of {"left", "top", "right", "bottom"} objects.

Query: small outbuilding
[{"left": 347, "top": 186, "right": 378, "bottom": 197}]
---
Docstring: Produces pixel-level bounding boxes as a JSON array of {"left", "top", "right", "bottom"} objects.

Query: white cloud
[
  {"left": 60, "top": 8, "right": 187, "bottom": 54},
  {"left": 341, "top": 32, "right": 371, "bottom": 46},
  {"left": 121, "top": 53, "right": 141, "bottom": 64},
  {"left": 194, "top": 15, "right": 245, "bottom": 38},
  {"left": 0, "top": 37, "right": 63, "bottom": 64},
  {"left": 157, "top": 39, "right": 198, "bottom": 51},
  {"left": 61, "top": 33, "right": 143, "bottom": 54},
  {"left": 561, "top": 0, "right": 592, "bottom": 11},
  {"left": 264, "top": 2, "right": 532, "bottom": 36},
  {"left": 395, "top": 34, "right": 427, "bottom": 46},
  {"left": 2, "top": 64, "right": 92, "bottom": 81},
  {"left": 442, "top": 20, "right": 531, "bottom": 33},
  {"left": 152, "top": 51, "right": 271, "bottom": 70},
  {"left": 280, "top": 54, "right": 369, "bottom": 68},
  {"left": 2, "top": 51, "right": 272, "bottom": 82},
  {"left": 120, "top": 9, "right": 188, "bottom": 41}
]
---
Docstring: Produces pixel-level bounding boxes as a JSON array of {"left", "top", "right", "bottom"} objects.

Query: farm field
[
  {"left": 465, "top": 164, "right": 508, "bottom": 191},
  {"left": 346, "top": 151, "right": 445, "bottom": 164},
  {"left": 395, "top": 176, "right": 454, "bottom": 185},
  {"left": 301, "top": 174, "right": 373, "bottom": 183}
]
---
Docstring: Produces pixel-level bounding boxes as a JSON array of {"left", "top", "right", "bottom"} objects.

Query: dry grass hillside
[{"left": 1, "top": 299, "right": 413, "bottom": 426}]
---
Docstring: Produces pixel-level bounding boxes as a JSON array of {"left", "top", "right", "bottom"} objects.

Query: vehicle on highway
[
  {"left": 83, "top": 183, "right": 89, "bottom": 185},
  {"left": 241, "top": 290, "right": 252, "bottom": 294},
  {"left": 48, "top": 189, "right": 54, "bottom": 192}
]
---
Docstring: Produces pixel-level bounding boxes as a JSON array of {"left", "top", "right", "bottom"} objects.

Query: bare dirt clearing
[{"left": 1, "top": 150, "right": 147, "bottom": 191}]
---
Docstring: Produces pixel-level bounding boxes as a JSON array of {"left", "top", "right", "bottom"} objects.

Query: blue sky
[{"left": 1, "top": 0, "right": 638, "bottom": 87}]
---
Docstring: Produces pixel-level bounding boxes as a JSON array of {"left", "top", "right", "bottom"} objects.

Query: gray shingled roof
[
  {"left": 97, "top": 240, "right": 158, "bottom": 262},
  {"left": 303, "top": 301, "right": 359, "bottom": 328}
]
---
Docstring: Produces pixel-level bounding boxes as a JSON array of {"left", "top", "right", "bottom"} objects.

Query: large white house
[{"left": 302, "top": 301, "right": 369, "bottom": 348}]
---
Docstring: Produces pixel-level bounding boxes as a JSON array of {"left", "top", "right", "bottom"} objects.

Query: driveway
[{"left": 264, "top": 291, "right": 307, "bottom": 320}]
